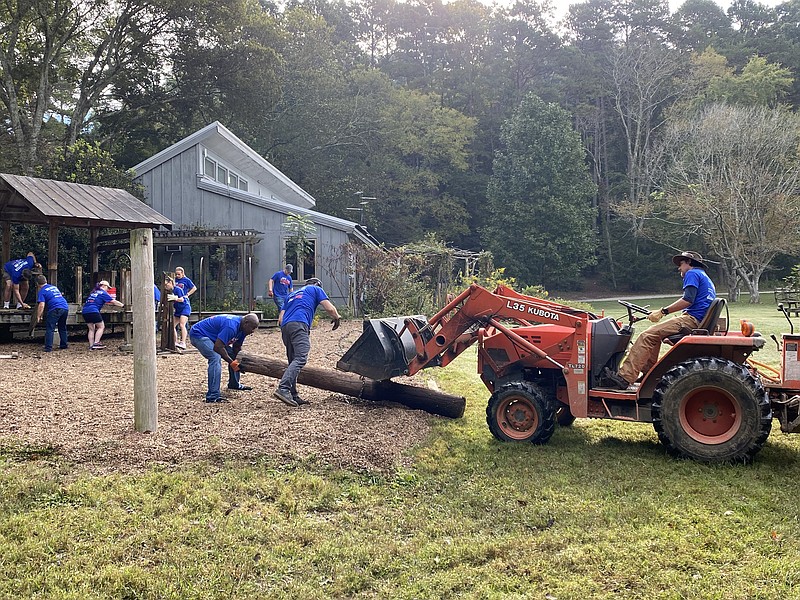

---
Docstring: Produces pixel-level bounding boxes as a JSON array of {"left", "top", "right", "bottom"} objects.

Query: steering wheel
[{"left": 617, "top": 299, "right": 651, "bottom": 324}]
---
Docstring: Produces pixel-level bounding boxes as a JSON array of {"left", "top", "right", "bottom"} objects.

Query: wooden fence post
[{"left": 130, "top": 228, "right": 158, "bottom": 433}]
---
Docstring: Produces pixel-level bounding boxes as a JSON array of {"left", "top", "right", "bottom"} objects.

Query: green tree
[
  {"left": 661, "top": 104, "right": 800, "bottom": 302},
  {"left": 482, "top": 94, "right": 597, "bottom": 288}
]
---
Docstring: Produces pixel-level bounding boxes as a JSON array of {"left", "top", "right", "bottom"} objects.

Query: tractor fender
[{"left": 639, "top": 335, "right": 764, "bottom": 399}]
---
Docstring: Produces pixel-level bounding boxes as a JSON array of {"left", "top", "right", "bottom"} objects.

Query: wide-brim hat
[{"left": 672, "top": 251, "right": 708, "bottom": 270}]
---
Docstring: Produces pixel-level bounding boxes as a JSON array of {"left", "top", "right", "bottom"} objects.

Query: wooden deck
[{"left": 0, "top": 306, "right": 272, "bottom": 341}]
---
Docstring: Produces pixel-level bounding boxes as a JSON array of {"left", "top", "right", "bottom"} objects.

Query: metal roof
[{"left": 0, "top": 174, "right": 173, "bottom": 229}]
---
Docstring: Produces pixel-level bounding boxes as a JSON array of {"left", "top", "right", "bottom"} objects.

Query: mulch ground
[{"left": 0, "top": 321, "right": 435, "bottom": 474}]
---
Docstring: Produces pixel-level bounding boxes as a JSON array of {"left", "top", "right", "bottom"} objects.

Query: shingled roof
[{"left": 0, "top": 174, "right": 173, "bottom": 230}]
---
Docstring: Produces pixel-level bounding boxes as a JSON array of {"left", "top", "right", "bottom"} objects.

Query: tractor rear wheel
[
  {"left": 652, "top": 357, "right": 772, "bottom": 463},
  {"left": 486, "top": 382, "right": 556, "bottom": 444}
]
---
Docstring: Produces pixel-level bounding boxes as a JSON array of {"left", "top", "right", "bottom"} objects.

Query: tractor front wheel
[
  {"left": 486, "top": 382, "right": 556, "bottom": 444},
  {"left": 652, "top": 357, "right": 772, "bottom": 463}
]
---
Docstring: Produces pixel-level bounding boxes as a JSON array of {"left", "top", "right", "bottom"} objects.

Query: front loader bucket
[{"left": 337, "top": 316, "right": 428, "bottom": 380}]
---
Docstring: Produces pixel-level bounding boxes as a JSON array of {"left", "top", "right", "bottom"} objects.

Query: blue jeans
[
  {"left": 279, "top": 321, "right": 310, "bottom": 397},
  {"left": 190, "top": 336, "right": 240, "bottom": 401},
  {"left": 273, "top": 295, "right": 286, "bottom": 311},
  {"left": 44, "top": 308, "right": 68, "bottom": 351}
]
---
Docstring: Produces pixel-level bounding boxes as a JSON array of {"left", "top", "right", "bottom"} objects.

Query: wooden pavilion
[{"left": 0, "top": 173, "right": 174, "bottom": 432}]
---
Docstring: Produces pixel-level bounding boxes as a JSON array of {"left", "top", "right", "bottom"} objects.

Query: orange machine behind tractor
[{"left": 338, "top": 284, "right": 800, "bottom": 463}]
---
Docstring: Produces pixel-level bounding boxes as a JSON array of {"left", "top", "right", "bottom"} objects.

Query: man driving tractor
[{"left": 604, "top": 251, "right": 717, "bottom": 391}]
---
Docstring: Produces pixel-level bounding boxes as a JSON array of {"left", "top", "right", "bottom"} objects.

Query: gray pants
[{"left": 279, "top": 321, "right": 310, "bottom": 397}]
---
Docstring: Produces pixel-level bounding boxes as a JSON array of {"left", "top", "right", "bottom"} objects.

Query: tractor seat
[{"left": 664, "top": 298, "right": 727, "bottom": 346}]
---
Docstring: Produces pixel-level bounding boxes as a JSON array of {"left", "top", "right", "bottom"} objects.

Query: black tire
[
  {"left": 486, "top": 382, "right": 556, "bottom": 444},
  {"left": 652, "top": 357, "right": 772, "bottom": 463},
  {"left": 556, "top": 403, "right": 576, "bottom": 427}
]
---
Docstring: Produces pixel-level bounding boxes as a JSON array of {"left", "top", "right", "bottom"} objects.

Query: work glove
[
  {"left": 230, "top": 360, "right": 240, "bottom": 372},
  {"left": 331, "top": 317, "right": 341, "bottom": 331},
  {"left": 166, "top": 293, "right": 178, "bottom": 302},
  {"left": 647, "top": 310, "right": 664, "bottom": 323}
]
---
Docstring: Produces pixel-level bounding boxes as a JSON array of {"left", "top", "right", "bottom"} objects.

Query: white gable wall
[{"left": 137, "top": 142, "right": 355, "bottom": 305}]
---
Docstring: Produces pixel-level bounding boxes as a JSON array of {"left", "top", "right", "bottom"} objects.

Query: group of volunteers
[
  {"left": 8, "top": 253, "right": 341, "bottom": 407},
  {"left": 193, "top": 266, "right": 340, "bottom": 405}
]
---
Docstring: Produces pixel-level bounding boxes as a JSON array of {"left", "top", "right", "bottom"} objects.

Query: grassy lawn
[{"left": 2, "top": 297, "right": 800, "bottom": 599}]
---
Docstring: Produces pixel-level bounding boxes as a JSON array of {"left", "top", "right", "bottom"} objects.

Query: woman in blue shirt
[
  {"left": 165, "top": 277, "right": 191, "bottom": 349},
  {"left": 81, "top": 280, "right": 124, "bottom": 349}
]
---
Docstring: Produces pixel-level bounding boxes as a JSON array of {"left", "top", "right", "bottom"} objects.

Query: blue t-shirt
[
  {"left": 4, "top": 256, "right": 34, "bottom": 284},
  {"left": 281, "top": 285, "right": 329, "bottom": 327},
  {"left": 37, "top": 284, "right": 68, "bottom": 311},
  {"left": 82, "top": 289, "right": 113, "bottom": 314},
  {"left": 683, "top": 268, "right": 716, "bottom": 321},
  {"left": 190, "top": 314, "right": 248, "bottom": 346},
  {"left": 154, "top": 285, "right": 161, "bottom": 304},
  {"left": 271, "top": 271, "right": 293, "bottom": 297},
  {"left": 175, "top": 276, "right": 195, "bottom": 295},
  {"left": 172, "top": 286, "right": 191, "bottom": 317}
]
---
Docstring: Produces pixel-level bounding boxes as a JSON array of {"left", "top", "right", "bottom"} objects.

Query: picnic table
[{"left": 774, "top": 288, "right": 800, "bottom": 316}]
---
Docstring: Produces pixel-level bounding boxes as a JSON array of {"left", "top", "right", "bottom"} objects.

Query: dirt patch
[{"left": 0, "top": 321, "right": 435, "bottom": 474}]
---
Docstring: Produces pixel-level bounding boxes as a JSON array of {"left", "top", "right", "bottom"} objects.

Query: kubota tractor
[{"left": 337, "top": 284, "right": 800, "bottom": 463}]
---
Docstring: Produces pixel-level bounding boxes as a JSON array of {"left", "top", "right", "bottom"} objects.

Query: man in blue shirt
[
  {"left": 189, "top": 313, "right": 260, "bottom": 403},
  {"left": 3, "top": 252, "right": 37, "bottom": 309},
  {"left": 268, "top": 264, "right": 294, "bottom": 310},
  {"left": 34, "top": 275, "right": 69, "bottom": 352},
  {"left": 274, "top": 278, "right": 341, "bottom": 407},
  {"left": 606, "top": 251, "right": 717, "bottom": 390}
]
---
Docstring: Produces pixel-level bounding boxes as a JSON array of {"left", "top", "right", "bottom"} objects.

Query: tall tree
[
  {"left": 482, "top": 94, "right": 597, "bottom": 288},
  {"left": 661, "top": 104, "right": 800, "bottom": 301}
]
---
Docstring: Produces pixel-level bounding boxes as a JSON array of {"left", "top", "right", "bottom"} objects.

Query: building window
[
  {"left": 202, "top": 150, "right": 248, "bottom": 192},
  {"left": 204, "top": 156, "right": 216, "bottom": 179},
  {"left": 284, "top": 239, "right": 316, "bottom": 281}
]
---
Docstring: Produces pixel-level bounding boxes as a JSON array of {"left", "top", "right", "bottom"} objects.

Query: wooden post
[
  {"left": 121, "top": 269, "right": 132, "bottom": 347},
  {"left": 130, "top": 228, "right": 158, "bottom": 433},
  {"left": 48, "top": 224, "right": 59, "bottom": 286},
  {"left": 75, "top": 266, "right": 83, "bottom": 305},
  {"left": 89, "top": 228, "right": 99, "bottom": 274},
  {"left": 1, "top": 222, "right": 9, "bottom": 264}
]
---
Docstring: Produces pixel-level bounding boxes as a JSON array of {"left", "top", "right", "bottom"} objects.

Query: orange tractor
[{"left": 338, "top": 284, "right": 800, "bottom": 463}]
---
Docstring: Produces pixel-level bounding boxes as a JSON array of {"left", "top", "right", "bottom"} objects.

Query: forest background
[{"left": 2, "top": 0, "right": 800, "bottom": 302}]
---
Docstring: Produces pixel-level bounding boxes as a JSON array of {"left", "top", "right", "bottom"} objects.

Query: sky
[{"left": 546, "top": 0, "right": 784, "bottom": 20}]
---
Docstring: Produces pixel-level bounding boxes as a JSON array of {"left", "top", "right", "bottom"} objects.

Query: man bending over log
[
  {"left": 189, "top": 313, "right": 260, "bottom": 403},
  {"left": 273, "top": 278, "right": 340, "bottom": 407}
]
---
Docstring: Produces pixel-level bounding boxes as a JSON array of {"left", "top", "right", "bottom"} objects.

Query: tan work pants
[{"left": 619, "top": 313, "right": 699, "bottom": 384}]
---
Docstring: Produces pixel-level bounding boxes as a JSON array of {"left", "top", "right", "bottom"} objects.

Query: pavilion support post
[
  {"left": 48, "top": 224, "right": 59, "bottom": 286},
  {"left": 1, "top": 222, "right": 9, "bottom": 264},
  {"left": 75, "top": 266, "right": 83, "bottom": 305},
  {"left": 130, "top": 227, "right": 158, "bottom": 433},
  {"left": 121, "top": 269, "right": 132, "bottom": 347},
  {"left": 89, "top": 228, "right": 99, "bottom": 275}
]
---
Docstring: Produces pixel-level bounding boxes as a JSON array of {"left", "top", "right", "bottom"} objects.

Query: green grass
[{"left": 3, "top": 298, "right": 800, "bottom": 599}]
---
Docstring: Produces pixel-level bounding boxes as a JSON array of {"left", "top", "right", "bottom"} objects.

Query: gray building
[{"left": 133, "top": 122, "right": 375, "bottom": 307}]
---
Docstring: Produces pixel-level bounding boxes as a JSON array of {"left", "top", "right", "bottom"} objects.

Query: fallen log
[{"left": 237, "top": 352, "right": 465, "bottom": 419}]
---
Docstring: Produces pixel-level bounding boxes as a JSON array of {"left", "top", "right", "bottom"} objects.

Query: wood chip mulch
[{"left": 0, "top": 321, "right": 435, "bottom": 475}]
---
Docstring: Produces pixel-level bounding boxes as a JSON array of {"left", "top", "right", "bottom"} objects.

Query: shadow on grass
[{"left": 0, "top": 440, "right": 59, "bottom": 461}]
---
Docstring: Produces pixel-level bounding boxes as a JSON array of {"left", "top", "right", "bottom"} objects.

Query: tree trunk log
[{"left": 238, "top": 352, "right": 465, "bottom": 419}]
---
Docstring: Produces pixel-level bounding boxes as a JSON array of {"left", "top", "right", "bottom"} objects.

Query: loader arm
[{"left": 402, "top": 284, "right": 592, "bottom": 376}]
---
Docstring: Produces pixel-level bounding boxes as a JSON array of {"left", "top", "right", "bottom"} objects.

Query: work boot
[
  {"left": 600, "top": 367, "right": 631, "bottom": 390},
  {"left": 273, "top": 388, "right": 299, "bottom": 407}
]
